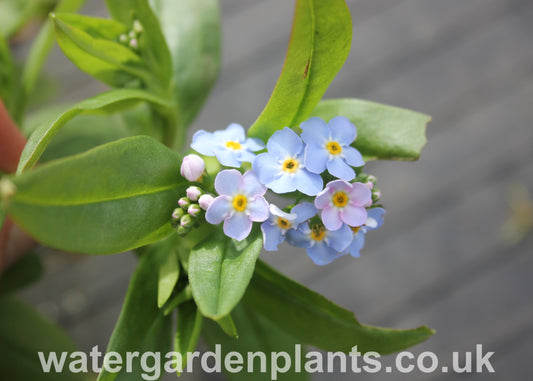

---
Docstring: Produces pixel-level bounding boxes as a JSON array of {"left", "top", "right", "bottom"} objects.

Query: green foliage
[
  {"left": 157, "top": 246, "right": 180, "bottom": 308},
  {"left": 203, "top": 303, "right": 309, "bottom": 381},
  {"left": 248, "top": 0, "right": 352, "bottom": 143},
  {"left": 0, "top": 296, "right": 84, "bottom": 381},
  {"left": 97, "top": 240, "right": 173, "bottom": 381},
  {"left": 188, "top": 228, "right": 263, "bottom": 320},
  {"left": 6, "top": 136, "right": 184, "bottom": 254},
  {"left": 0, "top": 31, "right": 16, "bottom": 113},
  {"left": 17, "top": 88, "right": 171, "bottom": 173},
  {"left": 0, "top": 252, "right": 43, "bottom": 296},
  {"left": 312, "top": 99, "right": 431, "bottom": 161},
  {"left": 174, "top": 300, "right": 203, "bottom": 375},
  {"left": 0, "top": 0, "right": 56, "bottom": 38},
  {"left": 149, "top": 0, "right": 221, "bottom": 132},
  {"left": 244, "top": 261, "right": 434, "bottom": 354},
  {"left": 216, "top": 314, "right": 239, "bottom": 339}
]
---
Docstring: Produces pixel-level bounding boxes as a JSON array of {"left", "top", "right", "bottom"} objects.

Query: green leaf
[
  {"left": 248, "top": 0, "right": 352, "bottom": 143},
  {"left": 0, "top": 252, "right": 43, "bottom": 296},
  {"left": 17, "top": 88, "right": 172, "bottom": 173},
  {"left": 98, "top": 240, "right": 173, "bottom": 381},
  {"left": 203, "top": 302, "right": 309, "bottom": 381},
  {"left": 0, "top": 31, "right": 16, "bottom": 114},
  {"left": 216, "top": 314, "right": 238, "bottom": 339},
  {"left": 6, "top": 136, "right": 184, "bottom": 255},
  {"left": 174, "top": 300, "right": 203, "bottom": 375},
  {"left": 0, "top": 296, "right": 84, "bottom": 381},
  {"left": 0, "top": 0, "right": 55, "bottom": 38},
  {"left": 244, "top": 261, "right": 434, "bottom": 354},
  {"left": 149, "top": 0, "right": 221, "bottom": 132},
  {"left": 312, "top": 99, "right": 431, "bottom": 161},
  {"left": 105, "top": 0, "right": 173, "bottom": 88},
  {"left": 157, "top": 247, "right": 180, "bottom": 308},
  {"left": 52, "top": 13, "right": 151, "bottom": 87},
  {"left": 188, "top": 228, "right": 262, "bottom": 320}
]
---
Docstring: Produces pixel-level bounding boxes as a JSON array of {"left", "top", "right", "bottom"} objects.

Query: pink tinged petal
[
  {"left": 329, "top": 116, "right": 357, "bottom": 144},
  {"left": 348, "top": 182, "right": 372, "bottom": 207},
  {"left": 253, "top": 153, "right": 282, "bottom": 185},
  {"left": 304, "top": 143, "right": 328, "bottom": 174},
  {"left": 325, "top": 179, "right": 352, "bottom": 193},
  {"left": 327, "top": 156, "right": 355, "bottom": 181},
  {"left": 191, "top": 130, "right": 215, "bottom": 156},
  {"left": 342, "top": 146, "right": 365, "bottom": 167},
  {"left": 267, "top": 127, "right": 303, "bottom": 158},
  {"left": 261, "top": 222, "right": 284, "bottom": 251},
  {"left": 242, "top": 170, "right": 267, "bottom": 197},
  {"left": 321, "top": 206, "right": 343, "bottom": 231},
  {"left": 307, "top": 243, "right": 342, "bottom": 265},
  {"left": 339, "top": 204, "right": 367, "bottom": 227},
  {"left": 326, "top": 224, "right": 353, "bottom": 252},
  {"left": 224, "top": 213, "right": 253, "bottom": 241},
  {"left": 247, "top": 196, "right": 269, "bottom": 222},
  {"left": 198, "top": 194, "right": 214, "bottom": 210},
  {"left": 300, "top": 117, "right": 329, "bottom": 144},
  {"left": 314, "top": 187, "right": 332, "bottom": 209},
  {"left": 205, "top": 196, "right": 232, "bottom": 224},
  {"left": 293, "top": 169, "right": 323, "bottom": 196},
  {"left": 214, "top": 169, "right": 243, "bottom": 196}
]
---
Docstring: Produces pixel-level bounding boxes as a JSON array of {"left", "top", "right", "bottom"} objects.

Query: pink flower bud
[
  {"left": 363, "top": 181, "right": 374, "bottom": 190},
  {"left": 180, "top": 154, "right": 205, "bottom": 182},
  {"left": 198, "top": 194, "right": 214, "bottom": 210},
  {"left": 186, "top": 186, "right": 202, "bottom": 201},
  {"left": 188, "top": 204, "right": 201, "bottom": 217}
]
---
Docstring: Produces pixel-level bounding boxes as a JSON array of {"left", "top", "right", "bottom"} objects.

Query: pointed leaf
[
  {"left": 244, "top": 261, "right": 434, "bottom": 354},
  {"left": 174, "top": 300, "right": 203, "bottom": 375},
  {"left": 248, "top": 0, "right": 352, "bottom": 142},
  {"left": 158, "top": 247, "right": 180, "bottom": 308},
  {"left": 0, "top": 252, "right": 43, "bottom": 296},
  {"left": 312, "top": 98, "right": 431, "bottom": 161},
  {"left": 215, "top": 314, "right": 238, "bottom": 339}
]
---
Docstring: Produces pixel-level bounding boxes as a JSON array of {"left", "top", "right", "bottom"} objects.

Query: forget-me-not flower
[
  {"left": 191, "top": 124, "right": 264, "bottom": 167},
  {"left": 205, "top": 169, "right": 269, "bottom": 241},
  {"left": 261, "top": 202, "right": 317, "bottom": 251},
  {"left": 315, "top": 180, "right": 372, "bottom": 231},
  {"left": 253, "top": 127, "right": 323, "bottom": 196},
  {"left": 301, "top": 116, "right": 364, "bottom": 181},
  {"left": 286, "top": 221, "right": 353, "bottom": 265},
  {"left": 345, "top": 207, "right": 386, "bottom": 257}
]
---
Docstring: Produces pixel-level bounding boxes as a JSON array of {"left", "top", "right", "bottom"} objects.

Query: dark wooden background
[{"left": 14, "top": 0, "right": 533, "bottom": 380}]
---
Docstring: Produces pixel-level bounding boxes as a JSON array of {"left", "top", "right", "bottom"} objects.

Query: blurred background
[{"left": 10, "top": 0, "right": 533, "bottom": 379}]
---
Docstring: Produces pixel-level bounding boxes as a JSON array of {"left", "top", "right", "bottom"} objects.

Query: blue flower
[
  {"left": 301, "top": 116, "right": 364, "bottom": 181},
  {"left": 191, "top": 124, "right": 264, "bottom": 167},
  {"left": 253, "top": 127, "right": 323, "bottom": 196},
  {"left": 345, "top": 207, "right": 386, "bottom": 258},
  {"left": 261, "top": 202, "right": 317, "bottom": 251},
  {"left": 286, "top": 221, "right": 353, "bottom": 265},
  {"left": 205, "top": 169, "right": 269, "bottom": 241}
]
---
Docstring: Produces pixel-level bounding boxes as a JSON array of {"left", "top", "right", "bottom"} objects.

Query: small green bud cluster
[
  {"left": 171, "top": 186, "right": 214, "bottom": 236},
  {"left": 118, "top": 19, "right": 143, "bottom": 50}
]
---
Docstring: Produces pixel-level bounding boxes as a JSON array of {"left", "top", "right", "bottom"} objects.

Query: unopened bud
[
  {"left": 178, "top": 197, "right": 191, "bottom": 210},
  {"left": 188, "top": 204, "right": 201, "bottom": 218},
  {"left": 132, "top": 20, "right": 143, "bottom": 33},
  {"left": 372, "top": 188, "right": 381, "bottom": 202},
  {"left": 198, "top": 194, "right": 214, "bottom": 210},
  {"left": 367, "top": 175, "right": 377, "bottom": 183},
  {"left": 172, "top": 207, "right": 185, "bottom": 220},
  {"left": 180, "top": 154, "right": 205, "bottom": 182},
  {"left": 180, "top": 214, "right": 193, "bottom": 228},
  {"left": 176, "top": 225, "right": 189, "bottom": 236},
  {"left": 119, "top": 34, "right": 128, "bottom": 43},
  {"left": 129, "top": 38, "right": 138, "bottom": 49},
  {"left": 186, "top": 186, "right": 202, "bottom": 201},
  {"left": 128, "top": 30, "right": 136, "bottom": 39},
  {"left": 363, "top": 181, "right": 374, "bottom": 190}
]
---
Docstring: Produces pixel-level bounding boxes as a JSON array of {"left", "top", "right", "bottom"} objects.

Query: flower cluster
[{"left": 176, "top": 117, "right": 385, "bottom": 265}]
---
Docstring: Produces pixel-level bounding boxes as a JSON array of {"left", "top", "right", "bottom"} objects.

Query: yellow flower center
[
  {"left": 326, "top": 141, "right": 342, "bottom": 155},
  {"left": 225, "top": 141, "right": 242, "bottom": 150},
  {"left": 232, "top": 195, "right": 247, "bottom": 212},
  {"left": 282, "top": 158, "right": 299, "bottom": 173},
  {"left": 310, "top": 225, "right": 326, "bottom": 241},
  {"left": 351, "top": 226, "right": 360, "bottom": 234},
  {"left": 332, "top": 191, "right": 349, "bottom": 208},
  {"left": 276, "top": 217, "right": 292, "bottom": 229}
]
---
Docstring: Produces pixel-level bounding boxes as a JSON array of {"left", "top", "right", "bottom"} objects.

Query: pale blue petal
[
  {"left": 329, "top": 116, "right": 356, "bottom": 144},
  {"left": 236, "top": 149, "right": 257, "bottom": 164},
  {"left": 191, "top": 130, "right": 215, "bottom": 156},
  {"left": 294, "top": 169, "right": 323, "bottom": 196},
  {"left": 247, "top": 196, "right": 269, "bottom": 222},
  {"left": 307, "top": 243, "right": 342, "bottom": 265},
  {"left": 269, "top": 204, "right": 296, "bottom": 221},
  {"left": 217, "top": 123, "right": 245, "bottom": 142},
  {"left": 253, "top": 153, "right": 282, "bottom": 185},
  {"left": 214, "top": 169, "right": 242, "bottom": 196},
  {"left": 268, "top": 172, "right": 298, "bottom": 194},
  {"left": 245, "top": 137, "right": 265, "bottom": 152},
  {"left": 327, "top": 156, "right": 355, "bottom": 181},
  {"left": 365, "top": 207, "right": 386, "bottom": 230},
  {"left": 267, "top": 127, "right": 303, "bottom": 158},
  {"left": 224, "top": 213, "right": 252, "bottom": 241},
  {"left": 343, "top": 146, "right": 365, "bottom": 167},
  {"left": 242, "top": 170, "right": 267, "bottom": 196},
  {"left": 304, "top": 143, "right": 328, "bottom": 174},
  {"left": 205, "top": 196, "right": 232, "bottom": 224},
  {"left": 261, "top": 223, "right": 284, "bottom": 251},
  {"left": 300, "top": 117, "right": 329, "bottom": 145},
  {"left": 286, "top": 227, "right": 312, "bottom": 248},
  {"left": 292, "top": 202, "right": 317, "bottom": 226},
  {"left": 213, "top": 147, "right": 241, "bottom": 167},
  {"left": 327, "top": 224, "right": 353, "bottom": 252},
  {"left": 347, "top": 232, "right": 365, "bottom": 258}
]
